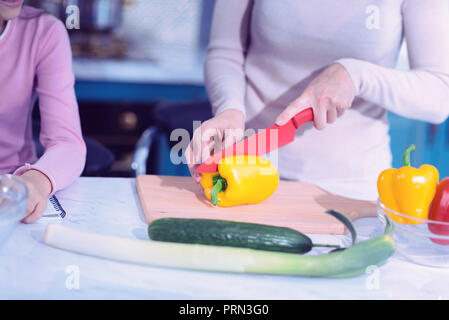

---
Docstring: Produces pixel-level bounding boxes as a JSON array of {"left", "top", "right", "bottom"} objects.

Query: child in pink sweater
[{"left": 0, "top": 1, "right": 86, "bottom": 222}]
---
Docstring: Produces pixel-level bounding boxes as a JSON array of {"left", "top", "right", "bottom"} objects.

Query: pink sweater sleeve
[
  {"left": 204, "top": 0, "right": 254, "bottom": 118},
  {"left": 16, "top": 19, "right": 86, "bottom": 194},
  {"left": 337, "top": 0, "right": 449, "bottom": 124}
]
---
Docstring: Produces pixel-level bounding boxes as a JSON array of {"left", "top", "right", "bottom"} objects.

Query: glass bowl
[
  {"left": 0, "top": 175, "right": 28, "bottom": 248},
  {"left": 377, "top": 200, "right": 449, "bottom": 267}
]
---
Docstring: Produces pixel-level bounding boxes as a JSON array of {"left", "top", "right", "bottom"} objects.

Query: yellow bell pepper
[
  {"left": 200, "top": 155, "right": 279, "bottom": 207},
  {"left": 377, "top": 145, "right": 439, "bottom": 225}
]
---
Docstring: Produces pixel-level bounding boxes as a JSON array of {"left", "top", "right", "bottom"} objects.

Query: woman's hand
[
  {"left": 186, "top": 109, "right": 245, "bottom": 183},
  {"left": 276, "top": 63, "right": 355, "bottom": 130},
  {"left": 17, "top": 170, "right": 52, "bottom": 224}
]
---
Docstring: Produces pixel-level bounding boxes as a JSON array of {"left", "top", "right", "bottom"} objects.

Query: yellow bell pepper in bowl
[{"left": 377, "top": 145, "right": 439, "bottom": 225}]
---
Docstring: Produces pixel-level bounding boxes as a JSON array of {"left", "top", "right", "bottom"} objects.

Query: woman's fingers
[
  {"left": 186, "top": 130, "right": 213, "bottom": 183},
  {"left": 275, "top": 97, "right": 309, "bottom": 126},
  {"left": 312, "top": 97, "right": 330, "bottom": 130},
  {"left": 187, "top": 123, "right": 215, "bottom": 163},
  {"left": 189, "top": 121, "right": 243, "bottom": 166},
  {"left": 186, "top": 134, "right": 200, "bottom": 170},
  {"left": 202, "top": 127, "right": 223, "bottom": 158},
  {"left": 280, "top": 64, "right": 355, "bottom": 130},
  {"left": 223, "top": 127, "right": 244, "bottom": 149},
  {"left": 327, "top": 105, "right": 338, "bottom": 124},
  {"left": 188, "top": 164, "right": 202, "bottom": 183},
  {"left": 337, "top": 106, "right": 346, "bottom": 118},
  {"left": 185, "top": 144, "right": 202, "bottom": 183},
  {"left": 280, "top": 96, "right": 346, "bottom": 129},
  {"left": 186, "top": 110, "right": 246, "bottom": 184},
  {"left": 186, "top": 122, "right": 222, "bottom": 183},
  {"left": 185, "top": 140, "right": 195, "bottom": 167}
]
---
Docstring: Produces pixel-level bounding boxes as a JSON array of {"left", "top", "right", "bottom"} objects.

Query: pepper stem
[
  {"left": 211, "top": 175, "right": 227, "bottom": 206},
  {"left": 403, "top": 144, "right": 416, "bottom": 167}
]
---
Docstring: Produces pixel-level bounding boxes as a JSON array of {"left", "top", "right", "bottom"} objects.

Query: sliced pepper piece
[
  {"left": 377, "top": 145, "right": 439, "bottom": 225},
  {"left": 200, "top": 155, "right": 279, "bottom": 207}
]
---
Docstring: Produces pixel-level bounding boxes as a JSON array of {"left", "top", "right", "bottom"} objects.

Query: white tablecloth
[{"left": 1, "top": 177, "right": 448, "bottom": 300}]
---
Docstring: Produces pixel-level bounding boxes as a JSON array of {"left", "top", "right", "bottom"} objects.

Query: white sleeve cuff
[{"left": 335, "top": 58, "right": 364, "bottom": 96}]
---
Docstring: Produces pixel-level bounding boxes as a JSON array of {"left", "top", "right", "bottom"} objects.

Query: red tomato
[{"left": 428, "top": 178, "right": 449, "bottom": 245}]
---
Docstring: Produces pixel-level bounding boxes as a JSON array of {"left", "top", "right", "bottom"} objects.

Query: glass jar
[{"left": 0, "top": 175, "right": 28, "bottom": 248}]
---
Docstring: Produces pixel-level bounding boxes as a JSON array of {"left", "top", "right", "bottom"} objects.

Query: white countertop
[{"left": 1, "top": 177, "right": 449, "bottom": 300}]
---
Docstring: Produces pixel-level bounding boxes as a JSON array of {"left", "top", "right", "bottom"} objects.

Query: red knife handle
[{"left": 292, "top": 108, "right": 314, "bottom": 129}]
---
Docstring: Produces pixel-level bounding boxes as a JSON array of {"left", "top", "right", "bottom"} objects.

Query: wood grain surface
[{"left": 136, "top": 175, "right": 377, "bottom": 234}]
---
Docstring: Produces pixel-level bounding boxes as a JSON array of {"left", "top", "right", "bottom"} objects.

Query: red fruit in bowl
[{"left": 428, "top": 178, "right": 449, "bottom": 245}]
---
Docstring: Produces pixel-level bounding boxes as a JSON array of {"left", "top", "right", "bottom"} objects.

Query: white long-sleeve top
[{"left": 204, "top": 0, "right": 449, "bottom": 200}]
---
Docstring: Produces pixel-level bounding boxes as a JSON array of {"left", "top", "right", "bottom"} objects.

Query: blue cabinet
[{"left": 75, "top": 81, "right": 207, "bottom": 103}]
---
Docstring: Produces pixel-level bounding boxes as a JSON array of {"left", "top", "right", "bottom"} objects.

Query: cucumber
[{"left": 148, "top": 218, "right": 313, "bottom": 254}]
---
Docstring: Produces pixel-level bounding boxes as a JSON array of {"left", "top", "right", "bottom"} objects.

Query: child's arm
[{"left": 15, "top": 17, "right": 86, "bottom": 213}]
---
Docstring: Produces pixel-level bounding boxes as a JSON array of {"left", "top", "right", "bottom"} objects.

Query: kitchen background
[{"left": 25, "top": 0, "right": 449, "bottom": 179}]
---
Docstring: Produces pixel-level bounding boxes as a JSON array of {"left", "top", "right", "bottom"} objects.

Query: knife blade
[{"left": 196, "top": 108, "right": 314, "bottom": 173}]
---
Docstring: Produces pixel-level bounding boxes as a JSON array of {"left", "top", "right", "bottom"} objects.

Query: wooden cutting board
[{"left": 136, "top": 175, "right": 377, "bottom": 235}]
